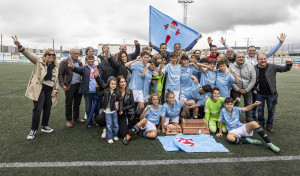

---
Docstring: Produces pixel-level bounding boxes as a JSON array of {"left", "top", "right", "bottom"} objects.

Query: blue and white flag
[
  {"left": 149, "top": 6, "right": 200, "bottom": 52},
  {"left": 158, "top": 134, "right": 229, "bottom": 153}
]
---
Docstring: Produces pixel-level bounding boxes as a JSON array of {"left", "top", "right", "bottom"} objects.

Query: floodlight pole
[
  {"left": 51, "top": 38, "right": 54, "bottom": 50},
  {"left": 178, "top": 0, "right": 194, "bottom": 25}
]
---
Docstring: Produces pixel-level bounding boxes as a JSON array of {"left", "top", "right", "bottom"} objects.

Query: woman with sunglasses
[{"left": 12, "top": 36, "right": 59, "bottom": 140}]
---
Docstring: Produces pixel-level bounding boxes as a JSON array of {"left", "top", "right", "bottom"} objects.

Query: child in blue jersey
[
  {"left": 162, "top": 89, "right": 190, "bottom": 133},
  {"left": 180, "top": 55, "right": 199, "bottom": 93},
  {"left": 129, "top": 51, "right": 150, "bottom": 120},
  {"left": 215, "top": 60, "right": 239, "bottom": 98},
  {"left": 217, "top": 97, "right": 280, "bottom": 153},
  {"left": 196, "top": 58, "right": 209, "bottom": 87},
  {"left": 123, "top": 93, "right": 165, "bottom": 145},
  {"left": 160, "top": 52, "right": 181, "bottom": 100},
  {"left": 189, "top": 55, "right": 201, "bottom": 80},
  {"left": 142, "top": 59, "right": 156, "bottom": 103},
  {"left": 180, "top": 84, "right": 212, "bottom": 119},
  {"left": 203, "top": 59, "right": 218, "bottom": 88}
]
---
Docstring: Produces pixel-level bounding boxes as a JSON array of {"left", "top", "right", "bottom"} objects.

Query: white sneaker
[
  {"left": 84, "top": 113, "right": 87, "bottom": 120},
  {"left": 27, "top": 129, "right": 36, "bottom": 140},
  {"left": 41, "top": 126, "right": 54, "bottom": 133},
  {"left": 101, "top": 128, "right": 106, "bottom": 138},
  {"left": 108, "top": 139, "right": 113, "bottom": 144},
  {"left": 113, "top": 136, "right": 119, "bottom": 141}
]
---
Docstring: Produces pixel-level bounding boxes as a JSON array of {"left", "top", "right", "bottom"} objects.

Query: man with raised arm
[{"left": 116, "top": 40, "right": 140, "bottom": 61}]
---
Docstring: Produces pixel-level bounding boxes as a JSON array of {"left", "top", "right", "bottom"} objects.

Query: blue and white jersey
[
  {"left": 163, "top": 100, "right": 186, "bottom": 118},
  {"left": 219, "top": 107, "right": 244, "bottom": 132},
  {"left": 205, "top": 71, "right": 217, "bottom": 88},
  {"left": 143, "top": 69, "right": 153, "bottom": 96},
  {"left": 129, "top": 61, "right": 145, "bottom": 90},
  {"left": 184, "top": 83, "right": 207, "bottom": 106},
  {"left": 215, "top": 72, "right": 235, "bottom": 98},
  {"left": 163, "top": 63, "right": 181, "bottom": 92},
  {"left": 199, "top": 68, "right": 208, "bottom": 87},
  {"left": 180, "top": 65, "right": 197, "bottom": 91},
  {"left": 144, "top": 105, "right": 165, "bottom": 125}
]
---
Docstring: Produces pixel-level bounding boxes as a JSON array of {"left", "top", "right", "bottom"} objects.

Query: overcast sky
[{"left": 1, "top": 0, "right": 300, "bottom": 50}]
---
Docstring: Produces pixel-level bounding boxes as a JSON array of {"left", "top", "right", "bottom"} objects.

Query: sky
[{"left": 1, "top": 0, "right": 300, "bottom": 50}]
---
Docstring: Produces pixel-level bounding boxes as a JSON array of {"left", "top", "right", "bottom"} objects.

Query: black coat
[
  {"left": 97, "top": 55, "right": 117, "bottom": 83},
  {"left": 107, "top": 56, "right": 132, "bottom": 82},
  {"left": 119, "top": 89, "right": 134, "bottom": 112},
  {"left": 97, "top": 89, "right": 119, "bottom": 111}
]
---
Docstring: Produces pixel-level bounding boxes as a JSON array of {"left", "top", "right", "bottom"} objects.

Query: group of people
[{"left": 12, "top": 32, "right": 292, "bottom": 153}]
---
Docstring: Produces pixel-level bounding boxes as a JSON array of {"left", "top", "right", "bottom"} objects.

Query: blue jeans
[
  {"left": 256, "top": 93, "right": 277, "bottom": 126},
  {"left": 251, "top": 93, "right": 258, "bottom": 121},
  {"left": 84, "top": 93, "right": 98, "bottom": 119},
  {"left": 105, "top": 111, "right": 119, "bottom": 141}
]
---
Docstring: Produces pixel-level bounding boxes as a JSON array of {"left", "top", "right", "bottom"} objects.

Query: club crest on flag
[
  {"left": 176, "top": 138, "right": 194, "bottom": 146},
  {"left": 149, "top": 6, "right": 200, "bottom": 52}
]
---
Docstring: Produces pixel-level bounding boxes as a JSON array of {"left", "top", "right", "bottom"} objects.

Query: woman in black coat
[{"left": 117, "top": 75, "right": 134, "bottom": 141}]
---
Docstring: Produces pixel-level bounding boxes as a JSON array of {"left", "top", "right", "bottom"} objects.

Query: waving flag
[
  {"left": 149, "top": 6, "right": 200, "bottom": 52},
  {"left": 158, "top": 134, "right": 229, "bottom": 153}
]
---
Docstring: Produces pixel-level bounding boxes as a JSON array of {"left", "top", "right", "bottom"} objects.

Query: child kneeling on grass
[
  {"left": 217, "top": 97, "right": 280, "bottom": 153},
  {"left": 97, "top": 77, "right": 119, "bottom": 144},
  {"left": 123, "top": 93, "right": 164, "bottom": 145}
]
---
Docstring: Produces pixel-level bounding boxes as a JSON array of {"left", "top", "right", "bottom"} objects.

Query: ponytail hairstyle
[
  {"left": 148, "top": 93, "right": 160, "bottom": 105},
  {"left": 107, "top": 76, "right": 117, "bottom": 90},
  {"left": 166, "top": 88, "right": 174, "bottom": 99}
]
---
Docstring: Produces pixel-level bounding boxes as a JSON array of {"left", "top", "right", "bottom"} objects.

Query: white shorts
[
  {"left": 143, "top": 95, "right": 150, "bottom": 103},
  {"left": 229, "top": 124, "right": 253, "bottom": 138},
  {"left": 164, "top": 116, "right": 179, "bottom": 126},
  {"left": 132, "top": 90, "right": 143, "bottom": 102},
  {"left": 165, "top": 90, "right": 180, "bottom": 101},
  {"left": 140, "top": 120, "right": 157, "bottom": 132}
]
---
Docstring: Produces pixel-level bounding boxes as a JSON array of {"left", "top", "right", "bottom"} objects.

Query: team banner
[
  {"left": 149, "top": 5, "right": 200, "bottom": 52},
  {"left": 158, "top": 134, "right": 229, "bottom": 152}
]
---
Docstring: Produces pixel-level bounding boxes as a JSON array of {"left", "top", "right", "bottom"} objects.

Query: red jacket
[{"left": 207, "top": 55, "right": 218, "bottom": 60}]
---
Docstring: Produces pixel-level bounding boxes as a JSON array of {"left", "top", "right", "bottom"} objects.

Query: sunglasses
[{"left": 47, "top": 54, "right": 56, "bottom": 56}]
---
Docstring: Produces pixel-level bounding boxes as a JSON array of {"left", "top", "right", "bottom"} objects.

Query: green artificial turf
[{"left": 0, "top": 63, "right": 299, "bottom": 175}]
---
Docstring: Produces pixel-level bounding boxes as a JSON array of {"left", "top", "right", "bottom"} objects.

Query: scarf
[{"left": 44, "top": 62, "right": 55, "bottom": 81}]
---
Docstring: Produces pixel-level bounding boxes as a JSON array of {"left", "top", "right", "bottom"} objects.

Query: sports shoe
[
  {"left": 108, "top": 139, "right": 113, "bottom": 144},
  {"left": 101, "top": 128, "right": 106, "bottom": 138},
  {"left": 113, "top": 136, "right": 119, "bottom": 141},
  {"left": 266, "top": 125, "right": 274, "bottom": 133},
  {"left": 267, "top": 143, "right": 280, "bottom": 153},
  {"left": 84, "top": 113, "right": 87, "bottom": 119},
  {"left": 246, "top": 138, "right": 262, "bottom": 145},
  {"left": 27, "top": 129, "right": 36, "bottom": 140},
  {"left": 41, "top": 126, "right": 54, "bottom": 133},
  {"left": 123, "top": 134, "right": 131, "bottom": 145}
]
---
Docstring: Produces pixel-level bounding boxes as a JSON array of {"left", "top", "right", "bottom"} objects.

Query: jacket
[
  {"left": 98, "top": 89, "right": 119, "bottom": 111},
  {"left": 97, "top": 55, "right": 117, "bottom": 83},
  {"left": 254, "top": 63, "right": 292, "bottom": 95},
  {"left": 58, "top": 57, "right": 83, "bottom": 90},
  {"left": 229, "top": 61, "right": 256, "bottom": 92},
  {"left": 107, "top": 56, "right": 132, "bottom": 80},
  {"left": 72, "top": 65, "right": 106, "bottom": 95},
  {"left": 19, "top": 46, "right": 59, "bottom": 106},
  {"left": 119, "top": 89, "right": 134, "bottom": 112}
]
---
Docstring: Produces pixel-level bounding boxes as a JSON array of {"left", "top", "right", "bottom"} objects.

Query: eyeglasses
[{"left": 47, "top": 54, "right": 56, "bottom": 56}]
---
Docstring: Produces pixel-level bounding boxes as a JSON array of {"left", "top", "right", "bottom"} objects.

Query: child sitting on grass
[
  {"left": 123, "top": 93, "right": 165, "bottom": 145},
  {"left": 217, "top": 97, "right": 280, "bottom": 153}
]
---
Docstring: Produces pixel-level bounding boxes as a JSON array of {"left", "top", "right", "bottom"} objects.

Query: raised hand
[
  {"left": 149, "top": 42, "right": 154, "bottom": 47},
  {"left": 207, "top": 37, "right": 213, "bottom": 45},
  {"left": 285, "top": 59, "right": 293, "bottom": 65},
  {"left": 197, "top": 34, "right": 202, "bottom": 40},
  {"left": 94, "top": 66, "right": 99, "bottom": 77},
  {"left": 277, "top": 33, "right": 287, "bottom": 43},
  {"left": 68, "top": 60, "right": 73, "bottom": 68},
  {"left": 220, "top": 37, "right": 226, "bottom": 45},
  {"left": 12, "top": 36, "right": 21, "bottom": 47}
]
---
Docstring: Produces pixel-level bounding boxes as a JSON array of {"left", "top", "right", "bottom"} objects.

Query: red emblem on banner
[
  {"left": 177, "top": 138, "right": 194, "bottom": 146},
  {"left": 164, "top": 20, "right": 181, "bottom": 45}
]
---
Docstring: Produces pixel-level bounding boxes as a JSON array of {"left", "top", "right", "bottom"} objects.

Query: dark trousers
[
  {"left": 31, "top": 84, "right": 53, "bottom": 130},
  {"left": 65, "top": 83, "right": 82, "bottom": 121},
  {"left": 118, "top": 111, "right": 133, "bottom": 138},
  {"left": 256, "top": 93, "right": 277, "bottom": 126},
  {"left": 231, "top": 90, "right": 252, "bottom": 121}
]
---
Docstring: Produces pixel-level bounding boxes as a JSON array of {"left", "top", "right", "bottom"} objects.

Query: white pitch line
[{"left": 0, "top": 155, "right": 300, "bottom": 168}]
